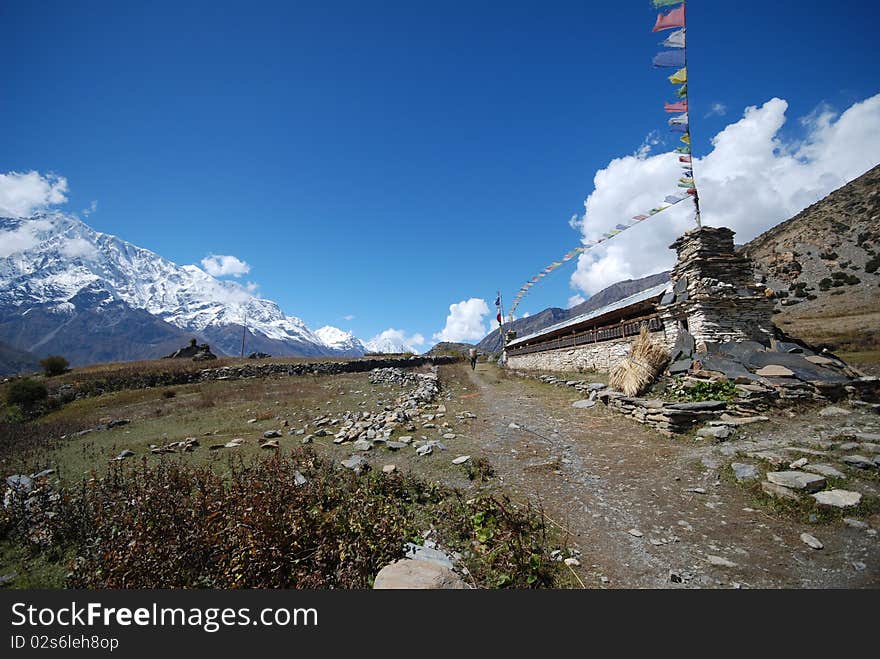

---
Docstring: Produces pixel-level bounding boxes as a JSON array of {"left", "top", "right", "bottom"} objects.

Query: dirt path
[{"left": 460, "top": 363, "right": 878, "bottom": 588}]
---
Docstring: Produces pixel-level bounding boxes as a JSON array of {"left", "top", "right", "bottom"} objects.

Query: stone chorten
[{"left": 659, "top": 226, "right": 775, "bottom": 351}]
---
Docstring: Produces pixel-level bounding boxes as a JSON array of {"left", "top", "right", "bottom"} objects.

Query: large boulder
[{"left": 373, "top": 560, "right": 469, "bottom": 589}]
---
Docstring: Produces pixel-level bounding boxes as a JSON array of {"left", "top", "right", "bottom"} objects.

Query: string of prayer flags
[
  {"left": 664, "top": 100, "right": 687, "bottom": 113},
  {"left": 652, "top": 4, "right": 685, "bottom": 32}
]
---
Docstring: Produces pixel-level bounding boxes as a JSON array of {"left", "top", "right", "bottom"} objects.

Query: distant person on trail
[{"left": 468, "top": 348, "right": 477, "bottom": 370}]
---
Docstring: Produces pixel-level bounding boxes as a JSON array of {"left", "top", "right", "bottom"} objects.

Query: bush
[
  {"left": 12, "top": 450, "right": 561, "bottom": 589},
  {"left": 5, "top": 378, "right": 48, "bottom": 409},
  {"left": 39, "top": 355, "right": 69, "bottom": 377}
]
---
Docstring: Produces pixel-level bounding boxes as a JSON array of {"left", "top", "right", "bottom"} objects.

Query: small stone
[
  {"left": 341, "top": 454, "right": 368, "bottom": 471},
  {"left": 352, "top": 438, "right": 373, "bottom": 451},
  {"left": 805, "top": 355, "right": 835, "bottom": 365},
  {"left": 687, "top": 487, "right": 707, "bottom": 494},
  {"left": 841, "top": 455, "right": 877, "bottom": 469},
  {"left": 818, "top": 406, "right": 851, "bottom": 417},
  {"left": 697, "top": 425, "right": 732, "bottom": 440},
  {"left": 260, "top": 439, "right": 279, "bottom": 449},
  {"left": 789, "top": 457, "right": 808, "bottom": 469},
  {"left": 706, "top": 555, "right": 737, "bottom": 567},
  {"left": 442, "top": 433, "right": 457, "bottom": 440},
  {"left": 731, "top": 463, "right": 759, "bottom": 482},
  {"left": 247, "top": 418, "right": 257, "bottom": 424},
  {"left": 398, "top": 436, "right": 413, "bottom": 444},
  {"left": 382, "top": 464, "right": 397, "bottom": 474},
  {"left": 263, "top": 430, "right": 281, "bottom": 439},
  {"left": 766, "top": 471, "right": 826, "bottom": 492},
  {"left": 452, "top": 455, "right": 471, "bottom": 465},
  {"left": 755, "top": 365, "right": 794, "bottom": 377},
  {"left": 761, "top": 481, "right": 800, "bottom": 501},
  {"left": 803, "top": 463, "right": 846, "bottom": 479},
  {"left": 627, "top": 529, "right": 644, "bottom": 538},
  {"left": 563, "top": 557, "right": 581, "bottom": 567},
  {"left": 509, "top": 422, "right": 521, "bottom": 429},
  {"left": 292, "top": 470, "right": 307, "bottom": 486},
  {"left": 843, "top": 517, "right": 868, "bottom": 530},
  {"left": 811, "top": 489, "right": 862, "bottom": 508},
  {"left": 800, "top": 532, "right": 823, "bottom": 550},
  {"left": 115, "top": 449, "right": 135, "bottom": 460},
  {"left": 572, "top": 400, "right": 596, "bottom": 409},
  {"left": 301, "top": 434, "right": 314, "bottom": 444},
  {"left": 416, "top": 444, "right": 433, "bottom": 456}
]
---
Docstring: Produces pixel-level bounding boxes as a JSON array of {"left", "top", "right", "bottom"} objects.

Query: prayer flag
[
  {"left": 496, "top": 312, "right": 502, "bottom": 326},
  {"left": 652, "top": 4, "right": 685, "bottom": 32},
  {"left": 670, "top": 123, "right": 687, "bottom": 133},
  {"left": 679, "top": 154, "right": 692, "bottom": 163},
  {"left": 652, "top": 0, "right": 682, "bottom": 7},
  {"left": 632, "top": 214, "right": 649, "bottom": 221},
  {"left": 680, "top": 133, "right": 691, "bottom": 144},
  {"left": 675, "top": 145, "right": 690, "bottom": 154},
  {"left": 664, "top": 195, "right": 686, "bottom": 204},
  {"left": 664, "top": 100, "right": 688, "bottom": 113},
  {"left": 676, "top": 84, "right": 688, "bottom": 98},
  {"left": 615, "top": 224, "right": 628, "bottom": 231},
  {"left": 660, "top": 28, "right": 686, "bottom": 48},
  {"left": 668, "top": 67, "right": 687, "bottom": 85},
  {"left": 686, "top": 188, "right": 698, "bottom": 195},
  {"left": 669, "top": 112, "right": 688, "bottom": 125},
  {"left": 652, "top": 50, "right": 686, "bottom": 68}
]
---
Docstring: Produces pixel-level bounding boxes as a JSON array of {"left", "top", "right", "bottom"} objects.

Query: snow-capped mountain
[
  {"left": 363, "top": 334, "right": 422, "bottom": 355},
  {"left": 314, "top": 326, "right": 367, "bottom": 357},
  {"left": 0, "top": 213, "right": 367, "bottom": 364}
]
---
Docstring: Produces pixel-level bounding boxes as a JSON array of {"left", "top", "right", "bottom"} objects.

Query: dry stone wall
[{"left": 506, "top": 334, "right": 665, "bottom": 374}]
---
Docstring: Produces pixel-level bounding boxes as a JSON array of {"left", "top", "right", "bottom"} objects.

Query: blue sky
[{"left": 3, "top": 0, "right": 879, "bottom": 347}]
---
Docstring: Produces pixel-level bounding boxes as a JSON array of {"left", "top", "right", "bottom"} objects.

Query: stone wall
[{"left": 506, "top": 332, "right": 668, "bottom": 374}]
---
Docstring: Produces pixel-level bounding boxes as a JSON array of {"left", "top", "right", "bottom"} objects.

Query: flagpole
[{"left": 681, "top": 1, "right": 702, "bottom": 227}]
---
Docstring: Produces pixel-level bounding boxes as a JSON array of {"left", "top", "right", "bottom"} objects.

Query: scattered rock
[
  {"left": 263, "top": 430, "right": 281, "bottom": 439},
  {"left": 292, "top": 470, "right": 307, "bottom": 486},
  {"left": 341, "top": 455, "right": 368, "bottom": 472},
  {"left": 811, "top": 489, "right": 862, "bottom": 509},
  {"left": 803, "top": 463, "right": 846, "bottom": 479},
  {"left": 563, "top": 557, "right": 581, "bottom": 567},
  {"left": 452, "top": 455, "right": 471, "bottom": 465},
  {"left": 114, "top": 449, "right": 135, "bottom": 460},
  {"left": 800, "top": 533, "right": 823, "bottom": 550},
  {"left": 841, "top": 455, "right": 877, "bottom": 469},
  {"left": 442, "top": 433, "right": 457, "bottom": 440},
  {"left": 508, "top": 422, "right": 521, "bottom": 429},
  {"left": 765, "top": 471, "right": 826, "bottom": 492},
  {"left": 843, "top": 517, "right": 868, "bottom": 530},
  {"left": 572, "top": 400, "right": 596, "bottom": 409},
  {"left": 761, "top": 481, "right": 800, "bottom": 501},
  {"left": 373, "top": 560, "right": 468, "bottom": 589},
  {"left": 818, "top": 406, "right": 851, "bottom": 417},
  {"left": 301, "top": 434, "right": 314, "bottom": 444},
  {"left": 731, "top": 463, "right": 759, "bottom": 482},
  {"left": 706, "top": 555, "right": 737, "bottom": 567},
  {"left": 627, "top": 529, "right": 644, "bottom": 538},
  {"left": 352, "top": 438, "right": 373, "bottom": 451},
  {"left": 789, "top": 457, "right": 808, "bottom": 469},
  {"left": 404, "top": 542, "right": 455, "bottom": 569},
  {"left": 382, "top": 464, "right": 397, "bottom": 474},
  {"left": 697, "top": 425, "right": 732, "bottom": 440},
  {"left": 260, "top": 439, "right": 279, "bottom": 449},
  {"left": 416, "top": 444, "right": 433, "bottom": 457}
]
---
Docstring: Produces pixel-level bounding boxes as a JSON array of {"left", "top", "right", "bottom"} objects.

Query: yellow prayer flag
[
  {"left": 680, "top": 133, "right": 690, "bottom": 145},
  {"left": 668, "top": 67, "right": 687, "bottom": 85}
]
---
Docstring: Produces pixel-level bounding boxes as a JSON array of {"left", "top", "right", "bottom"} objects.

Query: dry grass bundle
[{"left": 609, "top": 326, "right": 669, "bottom": 396}]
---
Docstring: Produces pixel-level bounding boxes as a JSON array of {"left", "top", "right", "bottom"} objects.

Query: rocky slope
[
  {"left": 0, "top": 340, "right": 40, "bottom": 376},
  {"left": 742, "top": 165, "right": 880, "bottom": 353},
  {"left": 0, "top": 213, "right": 362, "bottom": 364}
]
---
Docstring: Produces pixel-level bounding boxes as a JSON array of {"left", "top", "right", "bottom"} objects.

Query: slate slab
[{"left": 765, "top": 471, "right": 826, "bottom": 492}]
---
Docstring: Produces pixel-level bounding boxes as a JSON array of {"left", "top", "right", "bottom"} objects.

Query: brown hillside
[{"left": 742, "top": 165, "right": 880, "bottom": 354}]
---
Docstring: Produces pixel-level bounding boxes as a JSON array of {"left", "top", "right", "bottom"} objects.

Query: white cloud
[
  {"left": 433, "top": 298, "right": 490, "bottom": 342},
  {"left": 343, "top": 314, "right": 355, "bottom": 321},
  {"left": 0, "top": 171, "right": 68, "bottom": 218},
  {"left": 567, "top": 294, "right": 585, "bottom": 308},
  {"left": 60, "top": 236, "right": 98, "bottom": 259},
  {"left": 81, "top": 200, "right": 98, "bottom": 217},
  {"left": 570, "top": 93, "right": 880, "bottom": 296},
  {"left": 705, "top": 102, "right": 727, "bottom": 118},
  {"left": 200, "top": 253, "right": 251, "bottom": 278},
  {"left": 0, "top": 218, "right": 55, "bottom": 258}
]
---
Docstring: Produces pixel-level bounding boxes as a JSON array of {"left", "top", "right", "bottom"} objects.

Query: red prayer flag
[
  {"left": 664, "top": 100, "right": 688, "bottom": 113},
  {"left": 652, "top": 4, "right": 685, "bottom": 32},
  {"left": 679, "top": 155, "right": 692, "bottom": 163},
  {"left": 496, "top": 312, "right": 502, "bottom": 326},
  {"left": 686, "top": 188, "right": 697, "bottom": 195}
]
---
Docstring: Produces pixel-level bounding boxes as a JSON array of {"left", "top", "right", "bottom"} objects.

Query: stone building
[{"left": 505, "top": 226, "right": 776, "bottom": 373}]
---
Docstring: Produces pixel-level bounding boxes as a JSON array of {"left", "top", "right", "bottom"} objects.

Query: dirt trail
[{"left": 461, "top": 364, "right": 878, "bottom": 588}]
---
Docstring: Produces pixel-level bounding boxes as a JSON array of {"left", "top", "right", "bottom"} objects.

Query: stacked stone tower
[{"left": 659, "top": 226, "right": 775, "bottom": 351}]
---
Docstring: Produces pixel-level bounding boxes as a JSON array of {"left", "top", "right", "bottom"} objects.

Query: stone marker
[
  {"left": 765, "top": 471, "right": 826, "bottom": 492},
  {"left": 373, "top": 560, "right": 468, "bottom": 589},
  {"left": 811, "top": 489, "right": 862, "bottom": 508}
]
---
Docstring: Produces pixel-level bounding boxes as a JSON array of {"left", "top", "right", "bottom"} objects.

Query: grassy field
[{"left": 1, "top": 362, "right": 573, "bottom": 588}]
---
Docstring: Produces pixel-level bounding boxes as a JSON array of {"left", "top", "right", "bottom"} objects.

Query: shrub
[
  {"left": 13, "top": 450, "right": 560, "bottom": 589},
  {"left": 5, "top": 379, "right": 48, "bottom": 409},
  {"left": 162, "top": 389, "right": 177, "bottom": 399},
  {"left": 39, "top": 355, "right": 69, "bottom": 377}
]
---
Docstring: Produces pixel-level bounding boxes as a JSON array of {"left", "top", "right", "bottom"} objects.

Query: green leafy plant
[
  {"left": 39, "top": 355, "right": 69, "bottom": 377},
  {"left": 5, "top": 378, "right": 48, "bottom": 409}
]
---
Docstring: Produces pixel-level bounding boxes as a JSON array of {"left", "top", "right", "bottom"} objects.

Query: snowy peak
[
  {"left": 0, "top": 213, "right": 367, "bottom": 359},
  {"left": 314, "top": 326, "right": 366, "bottom": 356},
  {"left": 364, "top": 334, "right": 421, "bottom": 355}
]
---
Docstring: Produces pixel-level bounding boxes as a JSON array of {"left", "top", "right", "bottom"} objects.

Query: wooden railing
[{"left": 506, "top": 314, "right": 663, "bottom": 357}]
